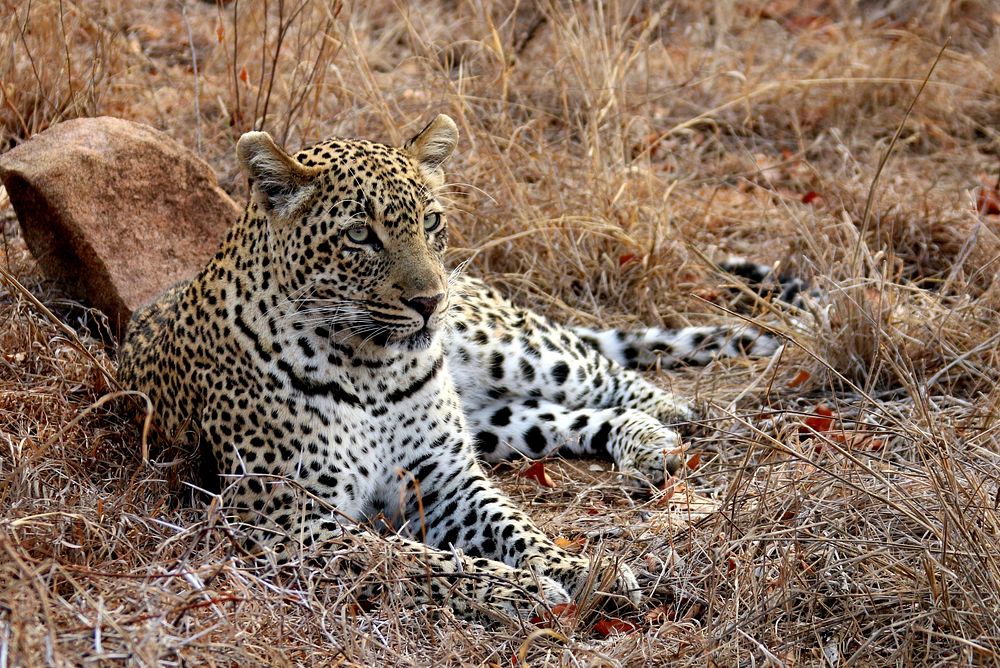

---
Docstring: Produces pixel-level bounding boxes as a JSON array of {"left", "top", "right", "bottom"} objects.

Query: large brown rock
[{"left": 0, "top": 117, "right": 239, "bottom": 337}]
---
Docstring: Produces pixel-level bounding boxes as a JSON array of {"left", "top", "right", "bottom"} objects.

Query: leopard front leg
[
  {"left": 244, "top": 501, "right": 572, "bottom": 623},
  {"left": 466, "top": 399, "right": 684, "bottom": 488},
  {"left": 218, "top": 442, "right": 572, "bottom": 623},
  {"left": 407, "top": 459, "right": 641, "bottom": 606}
]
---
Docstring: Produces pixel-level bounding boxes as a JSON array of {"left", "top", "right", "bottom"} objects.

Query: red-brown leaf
[
  {"left": 521, "top": 461, "right": 556, "bottom": 488},
  {"left": 801, "top": 191, "right": 821, "bottom": 205},
  {"left": 593, "top": 617, "right": 638, "bottom": 636},
  {"left": 802, "top": 404, "right": 834, "bottom": 432},
  {"left": 551, "top": 603, "right": 577, "bottom": 617},
  {"left": 977, "top": 188, "right": 1000, "bottom": 215},
  {"left": 787, "top": 369, "right": 811, "bottom": 388},
  {"left": 654, "top": 478, "right": 686, "bottom": 505},
  {"left": 529, "top": 602, "right": 577, "bottom": 626}
]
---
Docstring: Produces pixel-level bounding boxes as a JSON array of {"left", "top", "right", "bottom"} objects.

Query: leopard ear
[
  {"left": 237, "top": 131, "right": 318, "bottom": 220},
  {"left": 404, "top": 114, "right": 458, "bottom": 172}
]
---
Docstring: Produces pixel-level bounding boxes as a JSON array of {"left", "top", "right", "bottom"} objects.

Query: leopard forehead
[{"left": 292, "top": 137, "right": 439, "bottom": 225}]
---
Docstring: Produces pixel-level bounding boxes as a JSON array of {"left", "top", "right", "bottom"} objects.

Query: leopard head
[{"left": 236, "top": 115, "right": 458, "bottom": 351}]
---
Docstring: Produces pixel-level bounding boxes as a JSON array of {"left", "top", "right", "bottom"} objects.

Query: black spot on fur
[
  {"left": 590, "top": 422, "right": 613, "bottom": 455},
  {"left": 490, "top": 406, "right": 512, "bottom": 426},
  {"left": 490, "top": 351, "right": 505, "bottom": 380},
  {"left": 441, "top": 526, "right": 460, "bottom": 548},
  {"left": 475, "top": 431, "right": 499, "bottom": 454},
  {"left": 551, "top": 361, "right": 570, "bottom": 384},
  {"left": 523, "top": 426, "right": 547, "bottom": 453}
]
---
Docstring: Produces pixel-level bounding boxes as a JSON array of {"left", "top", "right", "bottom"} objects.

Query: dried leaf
[
  {"left": 521, "top": 461, "right": 555, "bottom": 488},
  {"left": 593, "top": 617, "right": 638, "bottom": 636},
  {"left": 802, "top": 405, "right": 834, "bottom": 433},
  {"left": 977, "top": 188, "right": 1000, "bottom": 215},
  {"left": 801, "top": 191, "right": 821, "bottom": 205},
  {"left": 787, "top": 369, "right": 811, "bottom": 388},
  {"left": 554, "top": 536, "right": 585, "bottom": 552},
  {"left": 529, "top": 602, "right": 577, "bottom": 626},
  {"left": 654, "top": 478, "right": 686, "bottom": 505},
  {"left": 644, "top": 605, "right": 675, "bottom": 624}
]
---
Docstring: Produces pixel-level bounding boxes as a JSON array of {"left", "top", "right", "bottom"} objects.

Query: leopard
[{"left": 118, "top": 114, "right": 780, "bottom": 621}]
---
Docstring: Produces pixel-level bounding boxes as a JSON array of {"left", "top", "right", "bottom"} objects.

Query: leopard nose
[{"left": 402, "top": 293, "right": 444, "bottom": 322}]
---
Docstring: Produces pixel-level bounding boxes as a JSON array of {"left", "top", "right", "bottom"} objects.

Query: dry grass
[{"left": 2, "top": 0, "right": 1000, "bottom": 665}]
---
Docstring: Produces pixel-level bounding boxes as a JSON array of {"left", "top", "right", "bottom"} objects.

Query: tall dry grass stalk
[{"left": 2, "top": 0, "right": 1000, "bottom": 664}]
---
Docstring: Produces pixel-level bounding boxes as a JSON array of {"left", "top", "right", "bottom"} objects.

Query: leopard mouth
[
  {"left": 362, "top": 322, "right": 438, "bottom": 350},
  {"left": 351, "top": 310, "right": 441, "bottom": 350}
]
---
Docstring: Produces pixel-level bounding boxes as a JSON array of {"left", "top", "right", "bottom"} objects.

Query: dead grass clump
[
  {"left": 3, "top": 0, "right": 1000, "bottom": 665},
  {"left": 702, "top": 414, "right": 1000, "bottom": 664}
]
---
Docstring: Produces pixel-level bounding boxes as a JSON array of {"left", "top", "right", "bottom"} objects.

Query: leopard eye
[
  {"left": 346, "top": 225, "right": 376, "bottom": 245},
  {"left": 423, "top": 212, "right": 442, "bottom": 233}
]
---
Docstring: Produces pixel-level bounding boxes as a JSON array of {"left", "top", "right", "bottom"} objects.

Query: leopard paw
[
  {"left": 623, "top": 436, "right": 685, "bottom": 488},
  {"left": 535, "top": 555, "right": 641, "bottom": 608},
  {"left": 607, "top": 560, "right": 641, "bottom": 607},
  {"left": 609, "top": 411, "right": 685, "bottom": 488}
]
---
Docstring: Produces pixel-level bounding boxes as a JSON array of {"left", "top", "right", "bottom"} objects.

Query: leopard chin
[{"left": 388, "top": 325, "right": 438, "bottom": 351}]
